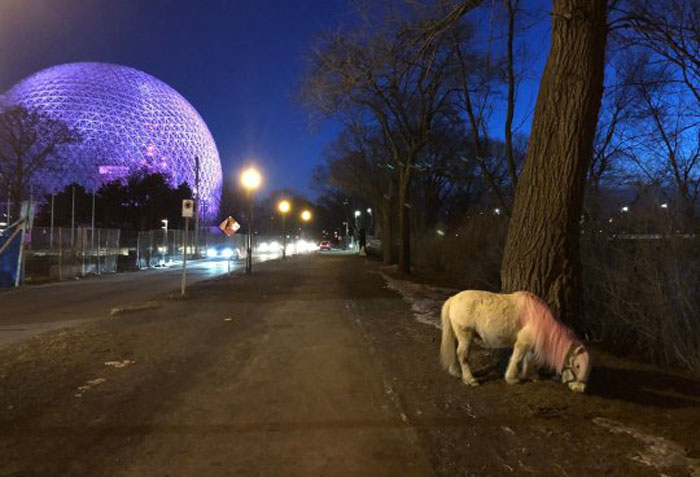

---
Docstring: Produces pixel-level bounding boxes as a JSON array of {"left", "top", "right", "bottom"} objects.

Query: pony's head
[{"left": 561, "top": 345, "right": 591, "bottom": 393}]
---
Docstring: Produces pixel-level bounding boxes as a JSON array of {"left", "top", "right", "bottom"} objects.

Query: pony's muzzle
[{"left": 568, "top": 382, "right": 586, "bottom": 393}]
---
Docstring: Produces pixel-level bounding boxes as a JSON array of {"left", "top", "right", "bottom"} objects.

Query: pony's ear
[{"left": 573, "top": 345, "right": 585, "bottom": 355}]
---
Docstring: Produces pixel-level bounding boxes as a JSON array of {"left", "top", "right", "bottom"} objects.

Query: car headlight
[
  {"left": 206, "top": 248, "right": 218, "bottom": 258},
  {"left": 221, "top": 248, "right": 234, "bottom": 258}
]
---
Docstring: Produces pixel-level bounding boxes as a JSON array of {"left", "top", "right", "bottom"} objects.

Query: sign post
[
  {"left": 219, "top": 216, "right": 240, "bottom": 275},
  {"left": 181, "top": 199, "right": 194, "bottom": 297}
]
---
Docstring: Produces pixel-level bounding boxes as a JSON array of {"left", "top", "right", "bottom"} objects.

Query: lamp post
[
  {"left": 366, "top": 208, "right": 372, "bottom": 235},
  {"left": 353, "top": 210, "right": 361, "bottom": 248},
  {"left": 161, "top": 219, "right": 168, "bottom": 265},
  {"left": 240, "top": 166, "right": 262, "bottom": 274},
  {"left": 278, "top": 199, "right": 291, "bottom": 259}
]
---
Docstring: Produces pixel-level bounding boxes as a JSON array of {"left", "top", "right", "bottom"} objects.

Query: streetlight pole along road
[
  {"left": 240, "top": 166, "right": 262, "bottom": 274},
  {"left": 278, "top": 199, "right": 291, "bottom": 259}
]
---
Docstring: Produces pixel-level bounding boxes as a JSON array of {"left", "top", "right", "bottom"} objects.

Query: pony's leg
[
  {"left": 520, "top": 351, "right": 540, "bottom": 382},
  {"left": 455, "top": 329, "right": 479, "bottom": 387},
  {"left": 505, "top": 342, "right": 528, "bottom": 384}
]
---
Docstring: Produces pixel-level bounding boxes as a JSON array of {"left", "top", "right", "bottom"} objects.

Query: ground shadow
[{"left": 588, "top": 365, "right": 700, "bottom": 409}]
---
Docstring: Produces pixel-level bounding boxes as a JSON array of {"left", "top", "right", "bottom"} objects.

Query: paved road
[{"left": 0, "top": 255, "right": 276, "bottom": 345}]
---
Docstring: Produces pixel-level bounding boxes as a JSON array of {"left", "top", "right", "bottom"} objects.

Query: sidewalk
[{"left": 1, "top": 253, "right": 698, "bottom": 476}]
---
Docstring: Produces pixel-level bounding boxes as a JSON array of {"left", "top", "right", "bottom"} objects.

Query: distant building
[{"left": 2, "top": 62, "right": 223, "bottom": 219}]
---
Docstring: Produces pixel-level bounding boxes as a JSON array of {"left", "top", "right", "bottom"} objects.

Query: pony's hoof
[
  {"left": 448, "top": 365, "right": 461, "bottom": 378},
  {"left": 462, "top": 378, "right": 479, "bottom": 387},
  {"left": 505, "top": 376, "right": 521, "bottom": 385}
]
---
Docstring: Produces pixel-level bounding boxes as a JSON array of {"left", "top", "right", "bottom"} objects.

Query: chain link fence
[
  {"left": 24, "top": 226, "right": 121, "bottom": 282},
  {"left": 135, "top": 227, "right": 253, "bottom": 268}
]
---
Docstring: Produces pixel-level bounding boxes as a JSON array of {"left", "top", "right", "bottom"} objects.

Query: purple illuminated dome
[{"left": 3, "top": 62, "right": 222, "bottom": 219}]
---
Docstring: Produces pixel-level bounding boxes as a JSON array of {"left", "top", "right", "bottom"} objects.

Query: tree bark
[
  {"left": 381, "top": 185, "right": 394, "bottom": 264},
  {"left": 398, "top": 175, "right": 411, "bottom": 274},
  {"left": 500, "top": 0, "right": 607, "bottom": 326}
]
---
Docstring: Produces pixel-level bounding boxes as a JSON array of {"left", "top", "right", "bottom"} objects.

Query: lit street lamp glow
[
  {"left": 240, "top": 167, "right": 262, "bottom": 191},
  {"left": 278, "top": 199, "right": 291, "bottom": 214},
  {"left": 301, "top": 210, "right": 311, "bottom": 222},
  {"left": 354, "top": 210, "right": 361, "bottom": 218}
]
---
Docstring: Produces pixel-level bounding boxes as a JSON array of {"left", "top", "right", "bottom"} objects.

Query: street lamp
[
  {"left": 161, "top": 219, "right": 168, "bottom": 265},
  {"left": 301, "top": 210, "right": 311, "bottom": 222},
  {"left": 278, "top": 199, "right": 291, "bottom": 259},
  {"left": 240, "top": 166, "right": 262, "bottom": 274},
  {"left": 353, "top": 210, "right": 361, "bottom": 245}
]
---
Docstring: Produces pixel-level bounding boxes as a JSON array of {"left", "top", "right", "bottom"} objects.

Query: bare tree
[
  {"left": 0, "top": 106, "right": 81, "bottom": 220},
  {"left": 606, "top": 0, "right": 700, "bottom": 225},
  {"left": 613, "top": 0, "right": 700, "bottom": 103},
  {"left": 633, "top": 71, "right": 700, "bottom": 224},
  {"left": 587, "top": 55, "right": 641, "bottom": 219},
  {"left": 504, "top": 0, "right": 520, "bottom": 192},
  {"left": 449, "top": 20, "right": 514, "bottom": 214},
  {"left": 302, "top": 8, "right": 457, "bottom": 273},
  {"left": 500, "top": 0, "right": 608, "bottom": 324},
  {"left": 317, "top": 125, "right": 397, "bottom": 262}
]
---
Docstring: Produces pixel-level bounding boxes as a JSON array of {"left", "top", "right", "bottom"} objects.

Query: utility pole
[
  {"left": 71, "top": 186, "right": 76, "bottom": 247},
  {"left": 91, "top": 190, "right": 96, "bottom": 272},
  {"left": 181, "top": 217, "right": 189, "bottom": 296},
  {"left": 246, "top": 195, "right": 253, "bottom": 274},
  {"left": 50, "top": 194, "right": 55, "bottom": 248},
  {"left": 194, "top": 156, "right": 200, "bottom": 257}
]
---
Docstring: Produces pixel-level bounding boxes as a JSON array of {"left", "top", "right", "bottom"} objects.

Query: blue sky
[{"left": 0, "top": 0, "right": 551, "bottom": 198}]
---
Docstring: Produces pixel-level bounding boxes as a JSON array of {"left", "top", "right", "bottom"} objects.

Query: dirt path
[{"left": 0, "top": 254, "right": 698, "bottom": 476}]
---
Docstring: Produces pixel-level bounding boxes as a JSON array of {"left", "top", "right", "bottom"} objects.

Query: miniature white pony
[{"left": 440, "top": 290, "right": 591, "bottom": 393}]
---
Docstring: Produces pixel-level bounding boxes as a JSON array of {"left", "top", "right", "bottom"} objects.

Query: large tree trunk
[
  {"left": 382, "top": 181, "right": 394, "bottom": 265},
  {"left": 381, "top": 190, "right": 393, "bottom": 264},
  {"left": 398, "top": 173, "right": 412, "bottom": 274},
  {"left": 500, "top": 0, "right": 607, "bottom": 326}
]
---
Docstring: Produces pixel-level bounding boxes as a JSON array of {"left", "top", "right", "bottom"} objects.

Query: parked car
[{"left": 319, "top": 240, "right": 332, "bottom": 251}]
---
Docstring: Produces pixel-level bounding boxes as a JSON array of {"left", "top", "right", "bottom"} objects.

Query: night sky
[{"left": 0, "top": 0, "right": 550, "bottom": 199}]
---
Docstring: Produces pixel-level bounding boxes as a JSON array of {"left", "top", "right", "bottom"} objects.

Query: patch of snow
[
  {"left": 104, "top": 359, "right": 135, "bottom": 368},
  {"left": 75, "top": 377, "right": 107, "bottom": 397},
  {"left": 379, "top": 272, "right": 457, "bottom": 329},
  {"left": 594, "top": 417, "right": 700, "bottom": 476}
]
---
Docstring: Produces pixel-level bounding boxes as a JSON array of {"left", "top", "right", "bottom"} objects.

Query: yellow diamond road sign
[{"left": 219, "top": 216, "right": 240, "bottom": 237}]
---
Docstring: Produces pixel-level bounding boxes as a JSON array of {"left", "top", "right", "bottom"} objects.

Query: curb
[{"left": 109, "top": 301, "right": 161, "bottom": 317}]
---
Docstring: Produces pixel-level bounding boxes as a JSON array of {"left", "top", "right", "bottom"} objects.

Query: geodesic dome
[{"left": 3, "top": 62, "right": 222, "bottom": 219}]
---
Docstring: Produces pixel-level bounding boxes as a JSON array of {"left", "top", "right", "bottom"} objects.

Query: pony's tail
[{"left": 440, "top": 297, "right": 457, "bottom": 372}]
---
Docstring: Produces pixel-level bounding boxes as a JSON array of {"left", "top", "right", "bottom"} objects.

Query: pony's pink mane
[{"left": 518, "top": 292, "right": 580, "bottom": 373}]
